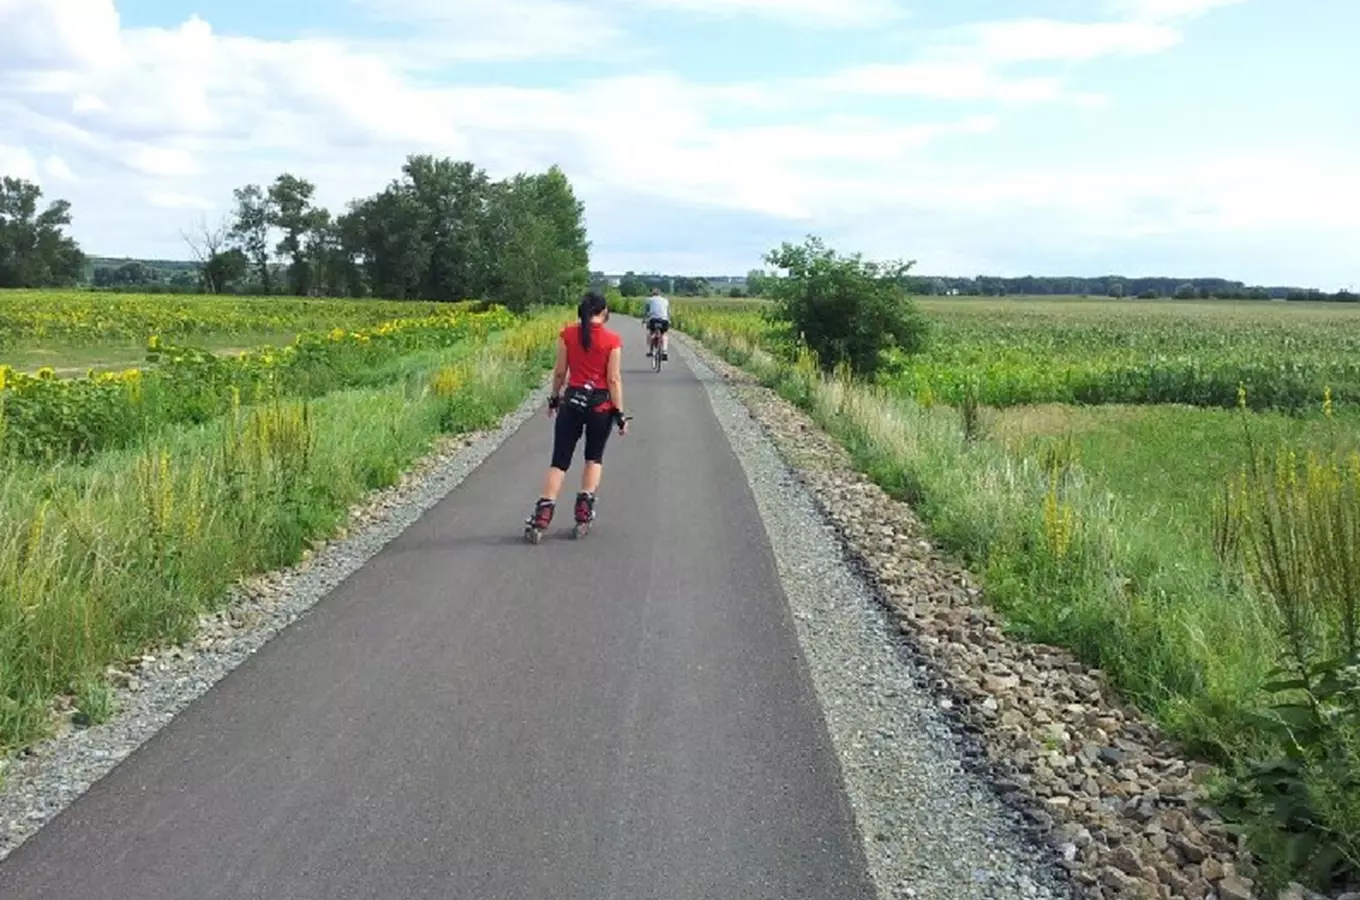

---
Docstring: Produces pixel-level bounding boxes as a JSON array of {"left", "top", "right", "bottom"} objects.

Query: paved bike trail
[{"left": 0, "top": 328, "right": 877, "bottom": 900}]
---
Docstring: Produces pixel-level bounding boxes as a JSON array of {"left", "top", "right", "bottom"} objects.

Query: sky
[{"left": 0, "top": 0, "right": 1356, "bottom": 288}]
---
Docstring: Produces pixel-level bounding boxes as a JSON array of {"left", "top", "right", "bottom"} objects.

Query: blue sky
[{"left": 1, "top": 0, "right": 1355, "bottom": 287}]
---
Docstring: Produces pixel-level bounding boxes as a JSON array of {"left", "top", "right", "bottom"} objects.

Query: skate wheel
[
  {"left": 525, "top": 526, "right": 542, "bottom": 544},
  {"left": 572, "top": 522, "right": 588, "bottom": 539}
]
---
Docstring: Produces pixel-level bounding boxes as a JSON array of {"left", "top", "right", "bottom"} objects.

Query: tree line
[
  {"left": 595, "top": 272, "right": 725, "bottom": 297},
  {"left": 599, "top": 267, "right": 1356, "bottom": 303},
  {"left": 183, "top": 156, "right": 591, "bottom": 312},
  {"left": 0, "top": 157, "right": 592, "bottom": 313},
  {"left": 2, "top": 170, "right": 1351, "bottom": 303},
  {"left": 898, "top": 274, "right": 1356, "bottom": 303}
]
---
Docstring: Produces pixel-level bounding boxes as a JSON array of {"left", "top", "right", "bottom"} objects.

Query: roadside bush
[{"left": 761, "top": 235, "right": 929, "bottom": 378}]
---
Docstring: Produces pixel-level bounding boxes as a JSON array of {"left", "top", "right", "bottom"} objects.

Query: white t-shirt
[{"left": 645, "top": 295, "right": 670, "bottom": 321}]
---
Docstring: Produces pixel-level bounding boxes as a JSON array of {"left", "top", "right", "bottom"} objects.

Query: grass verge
[{"left": 0, "top": 310, "right": 561, "bottom": 755}]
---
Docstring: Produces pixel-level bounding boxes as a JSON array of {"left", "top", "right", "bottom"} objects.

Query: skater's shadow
[{"left": 389, "top": 533, "right": 529, "bottom": 556}]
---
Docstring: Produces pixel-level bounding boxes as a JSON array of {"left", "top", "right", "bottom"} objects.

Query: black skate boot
[
  {"left": 571, "top": 491, "right": 596, "bottom": 539},
  {"left": 524, "top": 498, "right": 554, "bottom": 544}
]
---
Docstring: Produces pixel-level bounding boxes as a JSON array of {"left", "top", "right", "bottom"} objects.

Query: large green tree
[
  {"left": 267, "top": 173, "right": 323, "bottom": 295},
  {"left": 403, "top": 155, "right": 494, "bottom": 302},
  {"left": 0, "top": 177, "right": 86, "bottom": 288},
  {"left": 229, "top": 184, "right": 273, "bottom": 293},
  {"left": 340, "top": 185, "right": 430, "bottom": 300},
  {"left": 491, "top": 166, "right": 591, "bottom": 312},
  {"left": 222, "top": 154, "right": 592, "bottom": 305}
]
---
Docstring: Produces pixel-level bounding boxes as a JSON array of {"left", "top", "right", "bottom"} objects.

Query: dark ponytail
[{"left": 577, "top": 291, "right": 607, "bottom": 350}]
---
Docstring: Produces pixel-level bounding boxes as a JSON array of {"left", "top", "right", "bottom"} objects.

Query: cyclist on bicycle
[{"left": 643, "top": 286, "right": 670, "bottom": 361}]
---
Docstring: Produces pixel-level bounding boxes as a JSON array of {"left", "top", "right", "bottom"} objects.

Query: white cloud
[
  {"left": 804, "top": 62, "right": 1080, "bottom": 106},
  {"left": 1108, "top": 0, "right": 1248, "bottom": 22},
  {"left": 0, "top": 145, "right": 40, "bottom": 181},
  {"left": 801, "top": 13, "right": 1201, "bottom": 112},
  {"left": 124, "top": 144, "right": 199, "bottom": 178},
  {"left": 358, "top": 0, "right": 906, "bottom": 55},
  {"left": 813, "top": 149, "right": 1360, "bottom": 248},
  {"left": 636, "top": 0, "right": 904, "bottom": 27},
  {"left": 146, "top": 190, "right": 215, "bottom": 211},
  {"left": 934, "top": 18, "right": 1183, "bottom": 64},
  {"left": 0, "top": 0, "right": 122, "bottom": 73},
  {"left": 721, "top": 115, "right": 1000, "bottom": 164},
  {"left": 43, "top": 155, "right": 74, "bottom": 180},
  {"left": 0, "top": 0, "right": 1348, "bottom": 287},
  {"left": 71, "top": 92, "right": 108, "bottom": 114},
  {"left": 354, "top": 0, "right": 622, "bottom": 62}
]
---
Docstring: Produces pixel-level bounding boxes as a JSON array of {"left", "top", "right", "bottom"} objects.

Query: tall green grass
[
  {"left": 0, "top": 313, "right": 559, "bottom": 753},
  {"left": 692, "top": 320, "right": 1276, "bottom": 728}
]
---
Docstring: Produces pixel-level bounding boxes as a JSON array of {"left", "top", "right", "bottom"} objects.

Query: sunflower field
[
  {"left": 0, "top": 290, "right": 450, "bottom": 347},
  {"left": 0, "top": 302, "right": 516, "bottom": 462}
]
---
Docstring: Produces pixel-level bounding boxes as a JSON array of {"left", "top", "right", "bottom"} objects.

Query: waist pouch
[{"left": 564, "top": 386, "right": 610, "bottom": 412}]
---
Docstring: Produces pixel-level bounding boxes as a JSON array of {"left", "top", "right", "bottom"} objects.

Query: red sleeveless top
[{"left": 561, "top": 321, "right": 621, "bottom": 411}]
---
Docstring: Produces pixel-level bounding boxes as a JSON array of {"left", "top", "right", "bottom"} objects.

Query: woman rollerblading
[{"left": 524, "top": 291, "right": 629, "bottom": 543}]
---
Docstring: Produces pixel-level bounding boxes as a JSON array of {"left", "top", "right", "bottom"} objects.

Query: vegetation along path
[{"left": 0, "top": 320, "right": 1068, "bottom": 899}]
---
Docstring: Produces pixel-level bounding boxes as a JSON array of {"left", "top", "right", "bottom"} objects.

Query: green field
[
  {"left": 899, "top": 296, "right": 1360, "bottom": 411},
  {"left": 993, "top": 402, "right": 1360, "bottom": 548},
  {"left": 653, "top": 292, "right": 1360, "bottom": 892},
  {"left": 0, "top": 290, "right": 457, "bottom": 375},
  {"left": 665, "top": 293, "right": 1360, "bottom": 549},
  {"left": 0, "top": 290, "right": 451, "bottom": 346}
]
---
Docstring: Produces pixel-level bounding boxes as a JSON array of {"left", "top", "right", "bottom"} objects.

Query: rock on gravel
[
  {"left": 679, "top": 338, "right": 1077, "bottom": 900},
  {"left": 675, "top": 333, "right": 1322, "bottom": 900},
  {"left": 0, "top": 378, "right": 552, "bottom": 862}
]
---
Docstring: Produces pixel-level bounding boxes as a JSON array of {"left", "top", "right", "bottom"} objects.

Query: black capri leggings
[{"left": 551, "top": 403, "right": 614, "bottom": 471}]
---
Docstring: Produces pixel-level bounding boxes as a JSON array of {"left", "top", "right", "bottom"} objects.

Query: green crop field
[
  {"left": 905, "top": 296, "right": 1360, "bottom": 547},
  {"left": 664, "top": 294, "right": 1360, "bottom": 542},
  {"left": 898, "top": 296, "right": 1360, "bottom": 412},
  {"left": 0, "top": 290, "right": 456, "bottom": 375}
]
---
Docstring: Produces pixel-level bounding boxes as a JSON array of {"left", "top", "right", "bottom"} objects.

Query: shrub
[{"left": 761, "top": 235, "right": 929, "bottom": 378}]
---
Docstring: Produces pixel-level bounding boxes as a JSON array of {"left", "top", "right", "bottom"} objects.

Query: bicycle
[
  {"left": 646, "top": 319, "right": 669, "bottom": 372},
  {"left": 649, "top": 329, "right": 663, "bottom": 372}
]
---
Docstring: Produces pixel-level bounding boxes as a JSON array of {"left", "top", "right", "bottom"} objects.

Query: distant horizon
[{"left": 81, "top": 253, "right": 1348, "bottom": 295}]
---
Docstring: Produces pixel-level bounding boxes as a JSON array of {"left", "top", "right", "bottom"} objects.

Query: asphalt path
[{"left": 0, "top": 327, "right": 878, "bottom": 900}]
